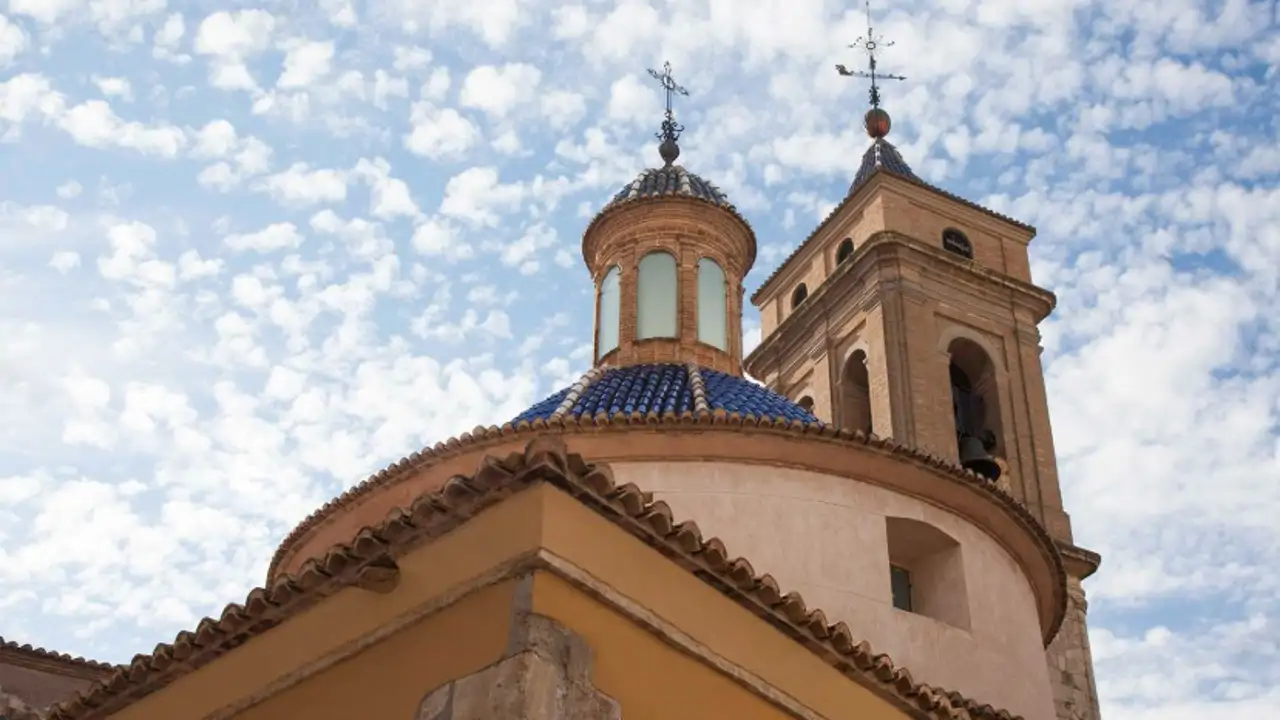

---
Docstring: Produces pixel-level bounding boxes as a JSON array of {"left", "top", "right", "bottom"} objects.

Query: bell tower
[{"left": 743, "top": 6, "right": 1104, "bottom": 719}]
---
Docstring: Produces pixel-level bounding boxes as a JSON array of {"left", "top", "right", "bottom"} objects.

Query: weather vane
[
  {"left": 647, "top": 61, "right": 689, "bottom": 166},
  {"left": 835, "top": 0, "right": 905, "bottom": 138}
]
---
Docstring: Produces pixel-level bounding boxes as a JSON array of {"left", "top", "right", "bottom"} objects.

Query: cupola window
[
  {"left": 596, "top": 266, "right": 621, "bottom": 359},
  {"left": 637, "top": 251, "right": 678, "bottom": 339},
  {"left": 696, "top": 258, "right": 727, "bottom": 350},
  {"left": 942, "top": 229, "right": 973, "bottom": 259}
]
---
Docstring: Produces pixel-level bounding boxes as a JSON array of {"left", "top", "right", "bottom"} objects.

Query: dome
[
  {"left": 603, "top": 165, "right": 735, "bottom": 213},
  {"left": 513, "top": 363, "right": 819, "bottom": 425}
]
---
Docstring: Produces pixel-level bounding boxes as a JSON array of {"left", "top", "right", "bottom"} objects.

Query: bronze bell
[{"left": 958, "top": 434, "right": 1001, "bottom": 481}]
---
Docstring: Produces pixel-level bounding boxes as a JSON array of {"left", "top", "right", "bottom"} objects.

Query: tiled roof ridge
[
  {"left": 265, "top": 410, "right": 1068, "bottom": 645},
  {"left": 49, "top": 437, "right": 1026, "bottom": 720},
  {"left": 684, "top": 363, "right": 711, "bottom": 413},
  {"left": 0, "top": 636, "right": 117, "bottom": 673},
  {"left": 549, "top": 366, "right": 605, "bottom": 420},
  {"left": 749, "top": 168, "right": 1035, "bottom": 305}
]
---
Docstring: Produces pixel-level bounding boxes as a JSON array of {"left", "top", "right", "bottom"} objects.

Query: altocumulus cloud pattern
[{"left": 0, "top": 2, "right": 1277, "bottom": 719}]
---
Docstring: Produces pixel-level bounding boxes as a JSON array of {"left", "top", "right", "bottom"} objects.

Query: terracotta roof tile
[
  {"left": 749, "top": 168, "right": 1036, "bottom": 306},
  {"left": 50, "top": 435, "right": 1049, "bottom": 720},
  {"left": 0, "top": 638, "right": 116, "bottom": 675}
]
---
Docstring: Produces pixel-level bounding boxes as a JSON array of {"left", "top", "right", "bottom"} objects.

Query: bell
[{"left": 958, "top": 434, "right": 1002, "bottom": 481}]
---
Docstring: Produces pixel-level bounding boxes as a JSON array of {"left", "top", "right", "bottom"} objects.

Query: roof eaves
[
  {"left": 0, "top": 638, "right": 117, "bottom": 676},
  {"left": 52, "top": 435, "right": 1032, "bottom": 720}
]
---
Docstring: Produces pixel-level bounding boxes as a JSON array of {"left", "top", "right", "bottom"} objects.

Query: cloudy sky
[{"left": 0, "top": 0, "right": 1277, "bottom": 717}]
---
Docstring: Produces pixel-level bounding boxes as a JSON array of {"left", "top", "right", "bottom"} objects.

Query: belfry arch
[
  {"left": 840, "top": 349, "right": 873, "bottom": 434},
  {"left": 946, "top": 336, "right": 1004, "bottom": 459}
]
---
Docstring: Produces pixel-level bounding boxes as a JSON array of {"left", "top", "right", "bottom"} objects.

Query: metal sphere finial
[{"left": 865, "top": 107, "right": 891, "bottom": 139}]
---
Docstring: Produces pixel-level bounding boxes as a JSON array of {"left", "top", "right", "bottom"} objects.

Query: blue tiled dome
[
  {"left": 603, "top": 166, "right": 734, "bottom": 213},
  {"left": 512, "top": 363, "right": 819, "bottom": 425}
]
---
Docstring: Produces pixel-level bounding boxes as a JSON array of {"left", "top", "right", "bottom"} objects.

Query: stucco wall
[{"left": 614, "top": 460, "right": 1056, "bottom": 720}]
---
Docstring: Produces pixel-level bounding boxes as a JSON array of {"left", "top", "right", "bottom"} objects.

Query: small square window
[{"left": 890, "top": 564, "right": 913, "bottom": 612}]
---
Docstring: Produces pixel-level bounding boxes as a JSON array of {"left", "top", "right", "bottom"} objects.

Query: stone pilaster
[
  {"left": 415, "top": 611, "right": 620, "bottom": 720},
  {"left": 1045, "top": 576, "right": 1102, "bottom": 720}
]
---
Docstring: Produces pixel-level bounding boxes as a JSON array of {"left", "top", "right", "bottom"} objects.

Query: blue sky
[{"left": 0, "top": 1, "right": 1277, "bottom": 718}]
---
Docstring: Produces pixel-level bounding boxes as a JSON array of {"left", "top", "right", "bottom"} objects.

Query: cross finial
[
  {"left": 835, "top": 0, "right": 906, "bottom": 111},
  {"left": 647, "top": 61, "right": 689, "bottom": 166}
]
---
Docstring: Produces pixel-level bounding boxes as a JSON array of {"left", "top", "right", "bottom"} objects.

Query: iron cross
[
  {"left": 647, "top": 61, "right": 689, "bottom": 142},
  {"left": 648, "top": 61, "right": 688, "bottom": 119},
  {"left": 835, "top": 0, "right": 906, "bottom": 108}
]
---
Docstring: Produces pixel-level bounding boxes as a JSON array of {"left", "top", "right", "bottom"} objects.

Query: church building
[{"left": 1, "top": 51, "right": 1102, "bottom": 720}]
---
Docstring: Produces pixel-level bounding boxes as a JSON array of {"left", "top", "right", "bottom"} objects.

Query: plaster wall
[{"left": 613, "top": 459, "right": 1056, "bottom": 720}]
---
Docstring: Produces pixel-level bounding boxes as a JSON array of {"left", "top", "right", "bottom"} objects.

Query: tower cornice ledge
[
  {"left": 746, "top": 230, "right": 1057, "bottom": 375},
  {"left": 267, "top": 416, "right": 1068, "bottom": 647}
]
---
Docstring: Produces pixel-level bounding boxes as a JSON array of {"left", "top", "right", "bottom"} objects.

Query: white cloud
[
  {"left": 411, "top": 217, "right": 473, "bottom": 261},
  {"left": 194, "top": 10, "right": 277, "bottom": 91},
  {"left": 58, "top": 99, "right": 186, "bottom": 157},
  {"left": 276, "top": 39, "right": 335, "bottom": 89},
  {"left": 255, "top": 163, "right": 347, "bottom": 206},
  {"left": 48, "top": 251, "right": 81, "bottom": 273},
  {"left": 459, "top": 63, "right": 541, "bottom": 119},
  {"left": 55, "top": 180, "right": 82, "bottom": 199},
  {"left": 8, "top": 0, "right": 79, "bottom": 25},
  {"left": 92, "top": 77, "right": 133, "bottom": 101},
  {"left": 439, "top": 166, "right": 524, "bottom": 226},
  {"left": 605, "top": 73, "right": 658, "bottom": 123},
  {"left": 404, "top": 103, "right": 479, "bottom": 159},
  {"left": 0, "top": 13, "right": 29, "bottom": 67},
  {"left": 224, "top": 222, "right": 304, "bottom": 253}
]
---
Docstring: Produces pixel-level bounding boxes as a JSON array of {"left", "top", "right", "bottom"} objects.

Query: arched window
[
  {"left": 696, "top": 258, "right": 727, "bottom": 350},
  {"left": 596, "top": 266, "right": 621, "bottom": 359},
  {"left": 791, "top": 283, "right": 808, "bottom": 309},
  {"left": 637, "top": 251, "right": 678, "bottom": 339},
  {"left": 942, "top": 229, "right": 973, "bottom": 259},
  {"left": 948, "top": 336, "right": 1003, "bottom": 459},
  {"left": 841, "top": 349, "right": 872, "bottom": 434},
  {"left": 837, "top": 238, "right": 854, "bottom": 264}
]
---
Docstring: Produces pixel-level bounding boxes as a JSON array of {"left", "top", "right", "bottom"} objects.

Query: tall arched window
[
  {"left": 842, "top": 349, "right": 872, "bottom": 434},
  {"left": 837, "top": 238, "right": 854, "bottom": 264},
  {"left": 791, "top": 283, "right": 808, "bottom": 309},
  {"left": 948, "top": 336, "right": 1003, "bottom": 458},
  {"left": 942, "top": 229, "right": 974, "bottom": 259},
  {"left": 596, "top": 266, "right": 620, "bottom": 359},
  {"left": 696, "top": 258, "right": 727, "bottom": 350},
  {"left": 637, "top": 251, "right": 678, "bottom": 339}
]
